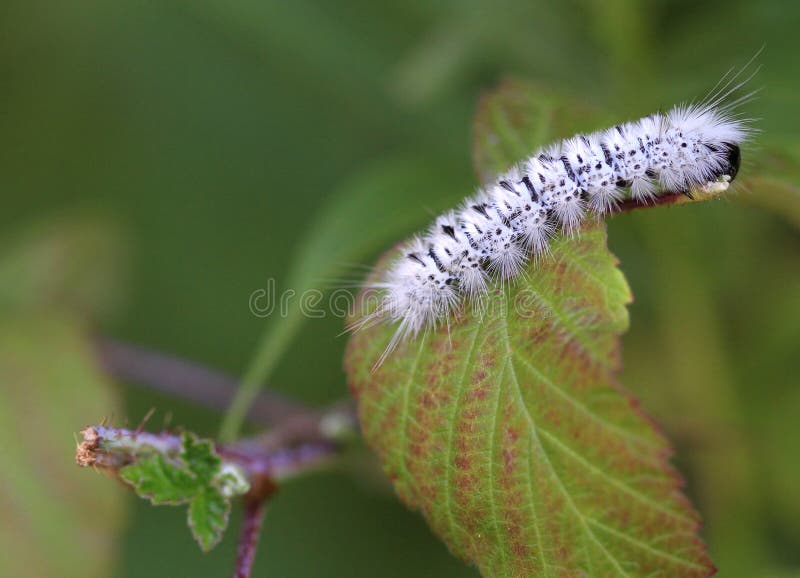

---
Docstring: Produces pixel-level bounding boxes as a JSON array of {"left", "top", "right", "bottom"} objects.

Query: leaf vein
[
  {"left": 512, "top": 351, "right": 662, "bottom": 452},
  {"left": 537, "top": 427, "right": 694, "bottom": 526},
  {"left": 487, "top": 359, "right": 508, "bottom": 570},
  {"left": 397, "top": 336, "right": 428, "bottom": 491},
  {"left": 443, "top": 322, "right": 483, "bottom": 542},
  {"left": 586, "top": 517, "right": 707, "bottom": 571},
  {"left": 501, "top": 320, "right": 632, "bottom": 577}
]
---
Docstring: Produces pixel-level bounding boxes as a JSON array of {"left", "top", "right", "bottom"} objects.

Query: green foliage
[
  {"left": 3, "top": 0, "right": 800, "bottom": 576},
  {"left": 0, "top": 315, "right": 126, "bottom": 578},
  {"left": 120, "top": 434, "right": 246, "bottom": 552},
  {"left": 0, "top": 219, "right": 125, "bottom": 578},
  {"left": 181, "top": 434, "right": 224, "bottom": 484},
  {"left": 346, "top": 82, "right": 718, "bottom": 576},
  {"left": 120, "top": 452, "right": 200, "bottom": 505},
  {"left": 189, "top": 488, "right": 232, "bottom": 553}
]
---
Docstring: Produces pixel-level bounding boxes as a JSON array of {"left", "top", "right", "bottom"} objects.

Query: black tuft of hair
[{"left": 722, "top": 142, "right": 741, "bottom": 181}]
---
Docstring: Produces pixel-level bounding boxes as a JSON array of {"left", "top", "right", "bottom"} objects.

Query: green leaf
[
  {"left": 119, "top": 454, "right": 198, "bottom": 505},
  {"left": 188, "top": 488, "right": 232, "bottom": 553},
  {"left": 118, "top": 433, "right": 222, "bottom": 505},
  {"left": 345, "top": 80, "right": 716, "bottom": 577},
  {"left": 0, "top": 314, "right": 126, "bottom": 578},
  {"left": 0, "top": 216, "right": 125, "bottom": 578},
  {"left": 118, "top": 432, "right": 244, "bottom": 551},
  {"left": 181, "top": 433, "right": 223, "bottom": 484}
]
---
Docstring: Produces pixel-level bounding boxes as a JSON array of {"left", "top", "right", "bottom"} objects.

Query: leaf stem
[
  {"left": 234, "top": 499, "right": 267, "bottom": 578},
  {"left": 76, "top": 424, "right": 342, "bottom": 483}
]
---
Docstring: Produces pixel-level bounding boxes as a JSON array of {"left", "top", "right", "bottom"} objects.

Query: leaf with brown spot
[{"left": 345, "top": 80, "right": 717, "bottom": 577}]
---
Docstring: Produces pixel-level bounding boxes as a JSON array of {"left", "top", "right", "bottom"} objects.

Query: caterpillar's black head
[{"left": 720, "top": 142, "right": 741, "bottom": 181}]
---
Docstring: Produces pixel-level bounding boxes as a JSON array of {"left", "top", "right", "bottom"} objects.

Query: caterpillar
[{"left": 354, "top": 67, "right": 755, "bottom": 368}]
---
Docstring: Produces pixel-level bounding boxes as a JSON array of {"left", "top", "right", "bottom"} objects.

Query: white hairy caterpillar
[{"left": 354, "top": 67, "right": 755, "bottom": 368}]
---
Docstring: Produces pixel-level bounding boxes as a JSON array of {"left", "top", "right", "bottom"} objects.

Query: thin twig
[
  {"left": 234, "top": 499, "right": 267, "bottom": 578},
  {"left": 76, "top": 424, "right": 337, "bottom": 578},
  {"left": 90, "top": 335, "right": 361, "bottom": 472},
  {"left": 94, "top": 338, "right": 311, "bottom": 428},
  {"left": 83, "top": 339, "right": 360, "bottom": 578},
  {"left": 76, "top": 425, "right": 340, "bottom": 482},
  {"left": 253, "top": 399, "right": 360, "bottom": 451}
]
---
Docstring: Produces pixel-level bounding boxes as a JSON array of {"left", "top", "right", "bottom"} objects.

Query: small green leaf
[
  {"left": 181, "top": 433, "right": 222, "bottom": 484},
  {"left": 119, "top": 454, "right": 198, "bottom": 505},
  {"left": 188, "top": 488, "right": 232, "bottom": 553},
  {"left": 118, "top": 432, "right": 246, "bottom": 551},
  {"left": 345, "top": 80, "right": 716, "bottom": 577}
]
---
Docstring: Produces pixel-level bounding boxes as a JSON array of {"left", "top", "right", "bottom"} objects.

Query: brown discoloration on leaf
[
  {"left": 344, "top": 223, "right": 713, "bottom": 577},
  {"left": 344, "top": 80, "right": 716, "bottom": 577}
]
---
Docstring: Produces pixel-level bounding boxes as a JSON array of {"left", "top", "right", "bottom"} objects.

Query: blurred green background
[{"left": 1, "top": 0, "right": 798, "bottom": 576}]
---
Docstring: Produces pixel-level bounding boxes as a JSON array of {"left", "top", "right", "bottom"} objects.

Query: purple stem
[
  {"left": 77, "top": 425, "right": 339, "bottom": 482},
  {"left": 234, "top": 499, "right": 266, "bottom": 578},
  {"left": 94, "top": 338, "right": 311, "bottom": 427},
  {"left": 219, "top": 439, "right": 339, "bottom": 481}
]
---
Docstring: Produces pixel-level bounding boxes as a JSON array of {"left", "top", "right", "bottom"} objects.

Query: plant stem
[
  {"left": 234, "top": 499, "right": 267, "bottom": 578},
  {"left": 76, "top": 425, "right": 340, "bottom": 483},
  {"left": 94, "top": 338, "right": 311, "bottom": 428},
  {"left": 219, "top": 313, "right": 306, "bottom": 442}
]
